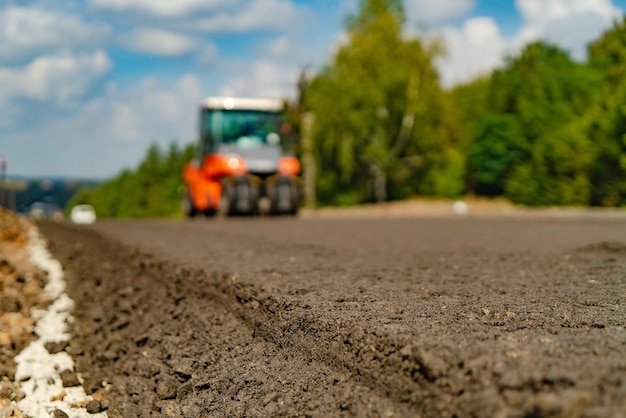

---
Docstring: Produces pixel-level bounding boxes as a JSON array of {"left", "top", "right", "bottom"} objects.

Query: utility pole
[
  {"left": 297, "top": 70, "right": 316, "bottom": 209},
  {"left": 301, "top": 113, "right": 316, "bottom": 209},
  {"left": 9, "top": 189, "right": 15, "bottom": 212},
  {"left": 0, "top": 156, "right": 6, "bottom": 208}
]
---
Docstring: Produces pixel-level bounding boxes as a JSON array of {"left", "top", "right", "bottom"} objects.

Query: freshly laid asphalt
[{"left": 40, "top": 214, "right": 626, "bottom": 417}]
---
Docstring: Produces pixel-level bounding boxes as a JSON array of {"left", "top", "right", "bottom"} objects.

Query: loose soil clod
[{"left": 0, "top": 208, "right": 47, "bottom": 417}]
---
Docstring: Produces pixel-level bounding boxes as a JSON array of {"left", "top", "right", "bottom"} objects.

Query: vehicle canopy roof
[{"left": 202, "top": 97, "right": 284, "bottom": 112}]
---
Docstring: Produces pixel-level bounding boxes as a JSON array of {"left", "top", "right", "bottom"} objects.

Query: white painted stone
[
  {"left": 14, "top": 227, "right": 108, "bottom": 418},
  {"left": 452, "top": 200, "right": 469, "bottom": 215}
]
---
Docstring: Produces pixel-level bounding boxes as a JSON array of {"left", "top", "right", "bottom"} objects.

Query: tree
[
  {"left": 307, "top": 0, "right": 457, "bottom": 205},
  {"left": 67, "top": 142, "right": 196, "bottom": 218},
  {"left": 464, "top": 42, "right": 600, "bottom": 205},
  {"left": 585, "top": 91, "right": 626, "bottom": 207},
  {"left": 587, "top": 19, "right": 626, "bottom": 206},
  {"left": 488, "top": 42, "right": 599, "bottom": 142},
  {"left": 467, "top": 114, "right": 524, "bottom": 196},
  {"left": 589, "top": 16, "right": 626, "bottom": 91},
  {"left": 449, "top": 76, "right": 490, "bottom": 152},
  {"left": 507, "top": 121, "right": 594, "bottom": 206}
]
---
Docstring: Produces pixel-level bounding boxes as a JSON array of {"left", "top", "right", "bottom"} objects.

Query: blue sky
[{"left": 1, "top": 0, "right": 625, "bottom": 179}]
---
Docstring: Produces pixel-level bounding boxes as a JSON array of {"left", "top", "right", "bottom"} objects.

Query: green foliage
[
  {"left": 453, "top": 41, "right": 603, "bottom": 206},
  {"left": 419, "top": 147, "right": 465, "bottom": 198},
  {"left": 488, "top": 42, "right": 600, "bottom": 142},
  {"left": 66, "top": 142, "right": 195, "bottom": 218},
  {"left": 507, "top": 122, "right": 594, "bottom": 206},
  {"left": 307, "top": 0, "right": 460, "bottom": 205},
  {"left": 449, "top": 77, "right": 490, "bottom": 151},
  {"left": 66, "top": 186, "right": 94, "bottom": 208},
  {"left": 584, "top": 19, "right": 626, "bottom": 206},
  {"left": 467, "top": 114, "right": 525, "bottom": 196},
  {"left": 589, "top": 16, "right": 626, "bottom": 90},
  {"left": 348, "top": 0, "right": 406, "bottom": 27},
  {"left": 587, "top": 87, "right": 626, "bottom": 206},
  {"left": 308, "top": 8, "right": 626, "bottom": 208},
  {"left": 504, "top": 164, "right": 538, "bottom": 206}
]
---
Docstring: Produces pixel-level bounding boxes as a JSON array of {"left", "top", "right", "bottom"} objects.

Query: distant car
[
  {"left": 28, "top": 202, "right": 64, "bottom": 222},
  {"left": 70, "top": 205, "right": 96, "bottom": 224}
]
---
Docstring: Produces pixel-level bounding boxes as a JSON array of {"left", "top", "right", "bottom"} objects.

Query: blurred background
[{"left": 2, "top": 0, "right": 626, "bottom": 218}]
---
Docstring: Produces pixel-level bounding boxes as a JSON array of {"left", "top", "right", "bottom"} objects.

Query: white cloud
[
  {"left": 1, "top": 74, "right": 205, "bottom": 178},
  {"left": 221, "top": 59, "right": 297, "bottom": 100},
  {"left": 0, "top": 6, "right": 110, "bottom": 61},
  {"left": 223, "top": 36, "right": 318, "bottom": 98},
  {"left": 186, "top": 0, "right": 310, "bottom": 33},
  {"left": 103, "top": 74, "right": 204, "bottom": 143},
  {"left": 122, "top": 28, "right": 199, "bottom": 56},
  {"left": 196, "top": 43, "right": 220, "bottom": 66},
  {"left": 89, "top": 0, "right": 309, "bottom": 33},
  {"left": 436, "top": 17, "right": 507, "bottom": 88},
  {"left": 433, "top": 0, "right": 624, "bottom": 88},
  {"left": 515, "top": 0, "right": 622, "bottom": 59},
  {"left": 0, "top": 50, "right": 112, "bottom": 104},
  {"left": 261, "top": 36, "right": 291, "bottom": 58},
  {"left": 89, "top": 0, "right": 232, "bottom": 18},
  {"left": 517, "top": 0, "right": 620, "bottom": 24},
  {"left": 406, "top": 0, "right": 475, "bottom": 25}
]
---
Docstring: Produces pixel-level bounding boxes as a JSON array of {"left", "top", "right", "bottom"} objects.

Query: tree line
[
  {"left": 69, "top": 0, "right": 626, "bottom": 217},
  {"left": 307, "top": 0, "right": 626, "bottom": 207},
  {"left": 67, "top": 143, "right": 195, "bottom": 218}
]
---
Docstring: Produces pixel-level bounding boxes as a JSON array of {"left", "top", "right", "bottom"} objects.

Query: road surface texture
[{"left": 39, "top": 214, "right": 626, "bottom": 418}]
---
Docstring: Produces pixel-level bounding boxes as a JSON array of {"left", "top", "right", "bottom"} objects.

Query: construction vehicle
[{"left": 182, "top": 97, "right": 301, "bottom": 217}]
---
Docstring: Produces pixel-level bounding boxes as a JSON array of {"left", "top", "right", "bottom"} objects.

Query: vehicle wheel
[
  {"left": 218, "top": 182, "right": 235, "bottom": 217},
  {"left": 182, "top": 192, "right": 197, "bottom": 218},
  {"left": 287, "top": 182, "right": 301, "bottom": 216},
  {"left": 268, "top": 177, "right": 300, "bottom": 215},
  {"left": 287, "top": 205, "right": 299, "bottom": 216}
]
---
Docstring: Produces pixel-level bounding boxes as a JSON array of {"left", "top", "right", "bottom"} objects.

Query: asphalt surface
[{"left": 40, "top": 215, "right": 626, "bottom": 417}]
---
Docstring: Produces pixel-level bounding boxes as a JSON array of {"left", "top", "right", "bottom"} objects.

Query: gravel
[{"left": 0, "top": 208, "right": 108, "bottom": 418}]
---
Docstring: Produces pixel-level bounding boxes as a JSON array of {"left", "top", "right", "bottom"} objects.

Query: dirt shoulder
[
  {"left": 0, "top": 209, "right": 47, "bottom": 417},
  {"left": 39, "top": 215, "right": 626, "bottom": 417},
  {"left": 299, "top": 198, "right": 626, "bottom": 220}
]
